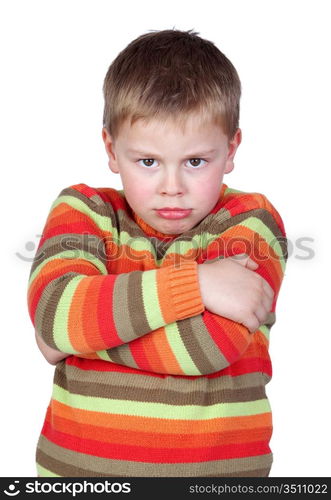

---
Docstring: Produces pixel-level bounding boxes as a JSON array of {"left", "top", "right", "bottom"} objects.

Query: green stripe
[
  {"left": 164, "top": 323, "right": 201, "bottom": 375},
  {"left": 165, "top": 236, "right": 201, "bottom": 257},
  {"left": 141, "top": 270, "right": 164, "bottom": 329},
  {"left": 28, "top": 251, "right": 107, "bottom": 286},
  {"left": 238, "top": 217, "right": 286, "bottom": 270},
  {"left": 53, "top": 276, "right": 83, "bottom": 353},
  {"left": 52, "top": 194, "right": 117, "bottom": 236},
  {"left": 119, "top": 231, "right": 155, "bottom": 253},
  {"left": 224, "top": 187, "right": 244, "bottom": 195},
  {"left": 259, "top": 324, "right": 270, "bottom": 342},
  {"left": 96, "top": 349, "right": 113, "bottom": 361},
  {"left": 120, "top": 229, "right": 216, "bottom": 258},
  {"left": 36, "top": 463, "right": 60, "bottom": 477},
  {"left": 52, "top": 384, "right": 271, "bottom": 419}
]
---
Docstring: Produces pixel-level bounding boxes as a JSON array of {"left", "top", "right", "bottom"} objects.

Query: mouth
[{"left": 155, "top": 208, "right": 192, "bottom": 220}]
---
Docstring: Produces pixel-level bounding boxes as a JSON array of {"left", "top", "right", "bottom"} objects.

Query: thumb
[{"left": 230, "top": 253, "right": 258, "bottom": 269}]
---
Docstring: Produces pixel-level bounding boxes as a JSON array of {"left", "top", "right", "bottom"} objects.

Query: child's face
[{"left": 102, "top": 113, "right": 241, "bottom": 235}]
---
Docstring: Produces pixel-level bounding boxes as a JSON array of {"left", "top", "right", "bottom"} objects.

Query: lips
[
  {"left": 155, "top": 208, "right": 192, "bottom": 220},
  {"left": 157, "top": 207, "right": 189, "bottom": 211}
]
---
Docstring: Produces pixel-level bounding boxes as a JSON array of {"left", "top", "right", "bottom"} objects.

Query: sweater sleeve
[
  {"left": 81, "top": 195, "right": 288, "bottom": 375},
  {"left": 27, "top": 185, "right": 204, "bottom": 354}
]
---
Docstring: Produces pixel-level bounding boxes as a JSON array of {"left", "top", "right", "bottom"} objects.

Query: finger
[
  {"left": 228, "top": 253, "right": 249, "bottom": 267},
  {"left": 254, "top": 304, "right": 268, "bottom": 326},
  {"left": 262, "top": 294, "right": 273, "bottom": 314},
  {"left": 246, "top": 257, "right": 259, "bottom": 270},
  {"left": 262, "top": 279, "right": 274, "bottom": 300},
  {"left": 243, "top": 314, "right": 260, "bottom": 334}
]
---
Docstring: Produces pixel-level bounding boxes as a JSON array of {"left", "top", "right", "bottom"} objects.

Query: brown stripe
[
  {"left": 37, "top": 449, "right": 97, "bottom": 477},
  {"left": 112, "top": 270, "right": 152, "bottom": 343},
  {"left": 106, "top": 344, "right": 139, "bottom": 370},
  {"left": 61, "top": 186, "right": 117, "bottom": 222},
  {"left": 199, "top": 208, "right": 288, "bottom": 260},
  {"left": 34, "top": 274, "right": 76, "bottom": 350},
  {"left": 127, "top": 270, "right": 152, "bottom": 337},
  {"left": 57, "top": 361, "right": 266, "bottom": 392},
  {"left": 37, "top": 435, "right": 273, "bottom": 477},
  {"left": 204, "top": 467, "right": 271, "bottom": 477},
  {"left": 54, "top": 375, "right": 266, "bottom": 404},
  {"left": 265, "top": 312, "right": 276, "bottom": 329},
  {"left": 118, "top": 207, "right": 160, "bottom": 240},
  {"left": 255, "top": 208, "right": 288, "bottom": 260},
  {"left": 54, "top": 365, "right": 266, "bottom": 405},
  {"left": 177, "top": 314, "right": 229, "bottom": 374},
  {"left": 112, "top": 271, "right": 134, "bottom": 342}
]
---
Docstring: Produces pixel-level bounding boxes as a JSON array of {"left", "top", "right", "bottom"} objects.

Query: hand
[
  {"left": 197, "top": 253, "right": 274, "bottom": 333},
  {"left": 35, "top": 329, "right": 71, "bottom": 365}
]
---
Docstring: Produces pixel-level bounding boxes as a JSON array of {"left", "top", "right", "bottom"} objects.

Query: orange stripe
[
  {"left": 220, "top": 225, "right": 282, "bottom": 288},
  {"left": 48, "top": 412, "right": 272, "bottom": 448},
  {"left": 67, "top": 278, "right": 95, "bottom": 352},
  {"left": 112, "top": 246, "right": 155, "bottom": 272},
  {"left": 156, "top": 264, "right": 176, "bottom": 324},
  {"left": 30, "top": 259, "right": 99, "bottom": 289},
  {"left": 255, "top": 330, "right": 269, "bottom": 349},
  {"left": 51, "top": 399, "right": 271, "bottom": 434},
  {"left": 81, "top": 275, "right": 108, "bottom": 350},
  {"left": 77, "top": 352, "right": 103, "bottom": 360},
  {"left": 243, "top": 332, "right": 270, "bottom": 362},
  {"left": 45, "top": 204, "right": 86, "bottom": 230},
  {"left": 68, "top": 275, "right": 115, "bottom": 353}
]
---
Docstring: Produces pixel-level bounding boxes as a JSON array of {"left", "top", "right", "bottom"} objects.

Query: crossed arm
[{"left": 30, "top": 185, "right": 287, "bottom": 373}]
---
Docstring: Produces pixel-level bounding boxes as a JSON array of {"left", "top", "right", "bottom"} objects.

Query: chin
[{"left": 158, "top": 220, "right": 192, "bottom": 235}]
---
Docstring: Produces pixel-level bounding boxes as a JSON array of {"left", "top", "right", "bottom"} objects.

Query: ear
[
  {"left": 224, "top": 128, "right": 242, "bottom": 174},
  {"left": 102, "top": 127, "right": 120, "bottom": 174}
]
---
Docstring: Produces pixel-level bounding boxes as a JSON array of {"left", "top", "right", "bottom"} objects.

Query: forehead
[{"left": 119, "top": 112, "right": 226, "bottom": 141}]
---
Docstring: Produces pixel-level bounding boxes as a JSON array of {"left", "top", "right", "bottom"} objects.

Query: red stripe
[
  {"left": 41, "top": 221, "right": 99, "bottom": 245},
  {"left": 129, "top": 339, "right": 155, "bottom": 372},
  {"left": 207, "top": 357, "right": 264, "bottom": 378},
  {"left": 70, "top": 184, "right": 98, "bottom": 199},
  {"left": 41, "top": 420, "right": 270, "bottom": 462},
  {"left": 65, "top": 354, "right": 272, "bottom": 380},
  {"left": 203, "top": 312, "right": 241, "bottom": 364},
  {"left": 227, "top": 197, "right": 251, "bottom": 217}
]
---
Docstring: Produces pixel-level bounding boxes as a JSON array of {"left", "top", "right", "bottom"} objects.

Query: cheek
[
  {"left": 193, "top": 173, "right": 223, "bottom": 203},
  {"left": 122, "top": 175, "right": 153, "bottom": 206}
]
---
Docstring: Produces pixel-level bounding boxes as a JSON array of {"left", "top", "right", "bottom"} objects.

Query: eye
[
  {"left": 137, "top": 159, "right": 158, "bottom": 168},
  {"left": 186, "top": 158, "right": 207, "bottom": 168}
]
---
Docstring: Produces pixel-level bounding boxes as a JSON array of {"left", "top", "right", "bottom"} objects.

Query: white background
[{"left": 1, "top": 0, "right": 330, "bottom": 477}]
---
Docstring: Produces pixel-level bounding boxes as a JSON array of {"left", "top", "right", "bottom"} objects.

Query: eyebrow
[{"left": 126, "top": 148, "right": 218, "bottom": 157}]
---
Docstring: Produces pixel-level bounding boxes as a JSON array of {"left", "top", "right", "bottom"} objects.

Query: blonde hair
[{"left": 102, "top": 28, "right": 241, "bottom": 141}]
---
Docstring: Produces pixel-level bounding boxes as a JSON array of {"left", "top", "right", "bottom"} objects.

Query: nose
[{"left": 159, "top": 167, "right": 185, "bottom": 196}]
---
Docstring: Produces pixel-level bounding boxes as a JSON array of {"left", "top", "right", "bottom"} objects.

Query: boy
[{"left": 28, "top": 28, "right": 287, "bottom": 477}]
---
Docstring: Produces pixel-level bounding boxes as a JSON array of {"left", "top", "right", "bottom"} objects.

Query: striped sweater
[{"left": 27, "top": 182, "right": 287, "bottom": 477}]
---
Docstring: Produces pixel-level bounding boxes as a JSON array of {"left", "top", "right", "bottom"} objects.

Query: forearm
[{"left": 29, "top": 261, "right": 204, "bottom": 355}]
